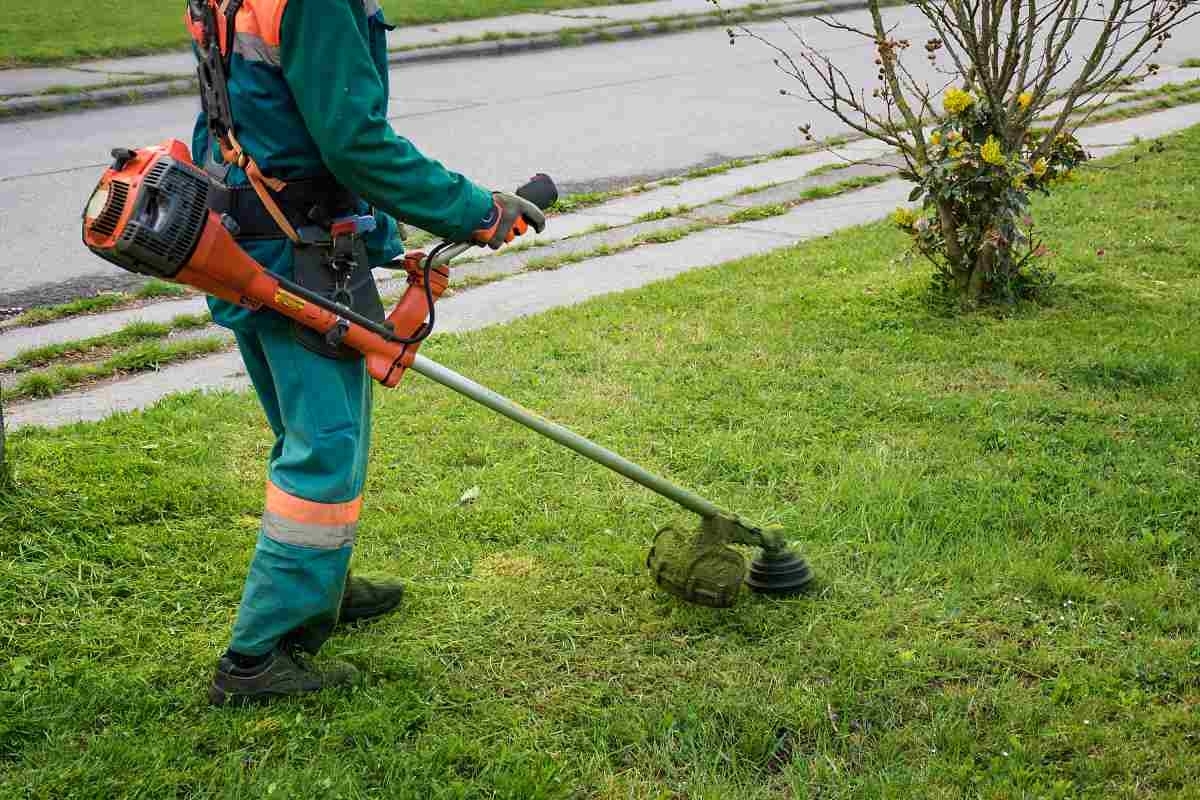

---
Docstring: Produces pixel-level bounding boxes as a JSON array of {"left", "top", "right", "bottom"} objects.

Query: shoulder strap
[{"left": 188, "top": 0, "right": 301, "bottom": 243}]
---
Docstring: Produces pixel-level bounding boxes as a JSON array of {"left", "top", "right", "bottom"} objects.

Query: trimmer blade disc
[
  {"left": 646, "top": 526, "right": 745, "bottom": 608},
  {"left": 745, "top": 547, "right": 814, "bottom": 597}
]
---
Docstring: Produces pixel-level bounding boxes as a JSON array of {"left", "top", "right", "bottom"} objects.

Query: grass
[
  {"left": 1182, "top": 58, "right": 1200, "bottom": 68},
  {"left": 2, "top": 315, "right": 211, "bottom": 373},
  {"left": 728, "top": 203, "right": 790, "bottom": 223},
  {"left": 2, "top": 336, "right": 228, "bottom": 401},
  {"left": 2, "top": 128, "right": 1199, "bottom": 796},
  {"left": 801, "top": 173, "right": 889, "bottom": 198},
  {"left": 6, "top": 281, "right": 189, "bottom": 328},
  {"left": 634, "top": 204, "right": 693, "bottom": 223},
  {"left": 1029, "top": 79, "right": 1200, "bottom": 134},
  {"left": 1076, "top": 88, "right": 1200, "bottom": 127}
]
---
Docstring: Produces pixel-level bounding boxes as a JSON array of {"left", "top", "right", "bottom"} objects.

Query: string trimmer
[{"left": 81, "top": 139, "right": 813, "bottom": 607}]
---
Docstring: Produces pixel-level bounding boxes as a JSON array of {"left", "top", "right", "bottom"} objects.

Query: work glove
[{"left": 471, "top": 191, "right": 547, "bottom": 249}]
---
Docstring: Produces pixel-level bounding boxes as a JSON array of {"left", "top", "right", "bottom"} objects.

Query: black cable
[{"left": 384, "top": 239, "right": 456, "bottom": 346}]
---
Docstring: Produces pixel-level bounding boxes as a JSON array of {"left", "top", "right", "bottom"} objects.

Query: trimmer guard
[
  {"left": 646, "top": 525, "right": 746, "bottom": 608},
  {"left": 646, "top": 514, "right": 814, "bottom": 607}
]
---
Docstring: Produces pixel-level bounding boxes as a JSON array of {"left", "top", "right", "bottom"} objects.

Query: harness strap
[
  {"left": 208, "top": 172, "right": 360, "bottom": 240},
  {"left": 191, "top": 0, "right": 302, "bottom": 244}
]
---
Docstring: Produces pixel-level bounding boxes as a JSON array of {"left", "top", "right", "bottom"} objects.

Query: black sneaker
[
  {"left": 339, "top": 574, "right": 405, "bottom": 624},
  {"left": 208, "top": 648, "right": 360, "bottom": 707}
]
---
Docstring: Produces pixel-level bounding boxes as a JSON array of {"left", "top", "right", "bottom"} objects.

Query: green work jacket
[{"left": 189, "top": 0, "right": 493, "bottom": 329}]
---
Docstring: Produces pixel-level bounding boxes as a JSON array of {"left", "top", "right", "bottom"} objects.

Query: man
[{"left": 186, "top": 0, "right": 545, "bottom": 706}]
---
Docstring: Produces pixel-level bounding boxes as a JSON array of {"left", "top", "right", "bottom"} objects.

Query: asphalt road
[{"left": 1, "top": 5, "right": 1196, "bottom": 303}]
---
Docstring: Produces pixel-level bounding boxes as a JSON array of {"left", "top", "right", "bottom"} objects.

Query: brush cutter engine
[{"left": 84, "top": 142, "right": 212, "bottom": 280}]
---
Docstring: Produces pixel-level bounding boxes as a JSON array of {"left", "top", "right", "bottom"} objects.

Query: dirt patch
[{"left": 474, "top": 552, "right": 540, "bottom": 579}]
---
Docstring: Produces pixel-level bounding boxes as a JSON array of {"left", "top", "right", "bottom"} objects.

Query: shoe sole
[
  {"left": 209, "top": 676, "right": 360, "bottom": 707},
  {"left": 339, "top": 592, "right": 404, "bottom": 624}
]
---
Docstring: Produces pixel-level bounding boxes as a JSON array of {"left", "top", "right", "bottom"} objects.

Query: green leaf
[{"left": 909, "top": 185, "right": 925, "bottom": 202}]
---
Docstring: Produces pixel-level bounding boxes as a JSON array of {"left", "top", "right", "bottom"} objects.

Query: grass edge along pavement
[
  {"left": 1, "top": 336, "right": 229, "bottom": 402},
  {"left": 1, "top": 314, "right": 211, "bottom": 373},
  {"left": 2, "top": 127, "right": 1199, "bottom": 796},
  {"left": 1, "top": 280, "right": 188, "bottom": 328},
  {"left": 1, "top": 0, "right": 852, "bottom": 69},
  {"left": 0, "top": 0, "right": 680, "bottom": 66},
  {"left": 0, "top": 0, "right": 878, "bottom": 118}
]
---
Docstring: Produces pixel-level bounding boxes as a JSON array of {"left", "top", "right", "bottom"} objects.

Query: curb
[{"left": 0, "top": 0, "right": 872, "bottom": 120}]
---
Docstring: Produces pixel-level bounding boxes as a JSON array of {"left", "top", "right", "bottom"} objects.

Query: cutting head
[
  {"left": 646, "top": 525, "right": 745, "bottom": 608},
  {"left": 646, "top": 515, "right": 814, "bottom": 607}
]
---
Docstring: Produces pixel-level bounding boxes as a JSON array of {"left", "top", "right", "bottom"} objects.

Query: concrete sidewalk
[
  {"left": 6, "top": 102, "right": 1200, "bottom": 431},
  {"left": 0, "top": 0, "right": 832, "bottom": 115}
]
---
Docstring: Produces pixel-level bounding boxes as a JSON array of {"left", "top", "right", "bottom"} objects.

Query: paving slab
[
  {"left": 0, "top": 296, "right": 209, "bottom": 362},
  {"left": 1075, "top": 102, "right": 1200, "bottom": 153},
  {"left": 730, "top": 178, "right": 909, "bottom": 238},
  {"left": 77, "top": 53, "right": 200, "bottom": 77},
  {"left": 7, "top": 351, "right": 248, "bottom": 430},
  {"left": 575, "top": 140, "right": 895, "bottom": 224},
  {"left": 449, "top": 216, "right": 701, "bottom": 282},
  {"left": 0, "top": 68, "right": 117, "bottom": 97},
  {"left": 720, "top": 160, "right": 901, "bottom": 208}
]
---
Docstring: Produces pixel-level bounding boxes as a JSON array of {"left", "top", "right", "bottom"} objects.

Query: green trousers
[{"left": 227, "top": 313, "right": 373, "bottom": 656}]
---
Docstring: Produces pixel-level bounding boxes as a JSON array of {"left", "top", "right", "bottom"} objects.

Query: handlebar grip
[{"left": 515, "top": 173, "right": 559, "bottom": 211}]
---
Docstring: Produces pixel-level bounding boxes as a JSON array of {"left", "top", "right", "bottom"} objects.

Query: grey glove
[{"left": 472, "top": 192, "right": 548, "bottom": 249}]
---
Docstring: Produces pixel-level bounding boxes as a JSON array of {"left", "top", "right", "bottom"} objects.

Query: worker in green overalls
[{"left": 186, "top": 0, "right": 545, "bottom": 706}]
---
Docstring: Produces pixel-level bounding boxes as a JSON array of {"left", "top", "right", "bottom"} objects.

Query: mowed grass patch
[
  {"left": 1, "top": 129, "right": 1199, "bottom": 797},
  {"left": 2, "top": 0, "right": 659, "bottom": 66}
]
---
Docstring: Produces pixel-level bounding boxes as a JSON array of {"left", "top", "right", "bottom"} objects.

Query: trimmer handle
[
  {"left": 421, "top": 173, "right": 558, "bottom": 268},
  {"left": 515, "top": 173, "right": 559, "bottom": 211}
]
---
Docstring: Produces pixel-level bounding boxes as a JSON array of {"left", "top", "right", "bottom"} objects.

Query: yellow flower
[
  {"left": 1031, "top": 157, "right": 1049, "bottom": 178},
  {"left": 1018, "top": 92, "right": 1033, "bottom": 110},
  {"left": 1012, "top": 174, "right": 1027, "bottom": 190},
  {"left": 981, "top": 135, "right": 1005, "bottom": 166},
  {"left": 949, "top": 143, "right": 967, "bottom": 159},
  {"left": 892, "top": 207, "right": 918, "bottom": 228},
  {"left": 943, "top": 87, "right": 975, "bottom": 115},
  {"left": 930, "top": 131, "right": 942, "bottom": 147}
]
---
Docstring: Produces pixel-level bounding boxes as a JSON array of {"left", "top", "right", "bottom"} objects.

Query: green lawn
[
  {"left": 0, "top": 0, "right": 654, "bottom": 67},
  {"left": 2, "top": 129, "right": 1199, "bottom": 797}
]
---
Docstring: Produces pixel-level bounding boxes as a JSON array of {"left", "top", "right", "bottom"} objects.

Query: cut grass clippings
[{"left": 1, "top": 128, "right": 1199, "bottom": 797}]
